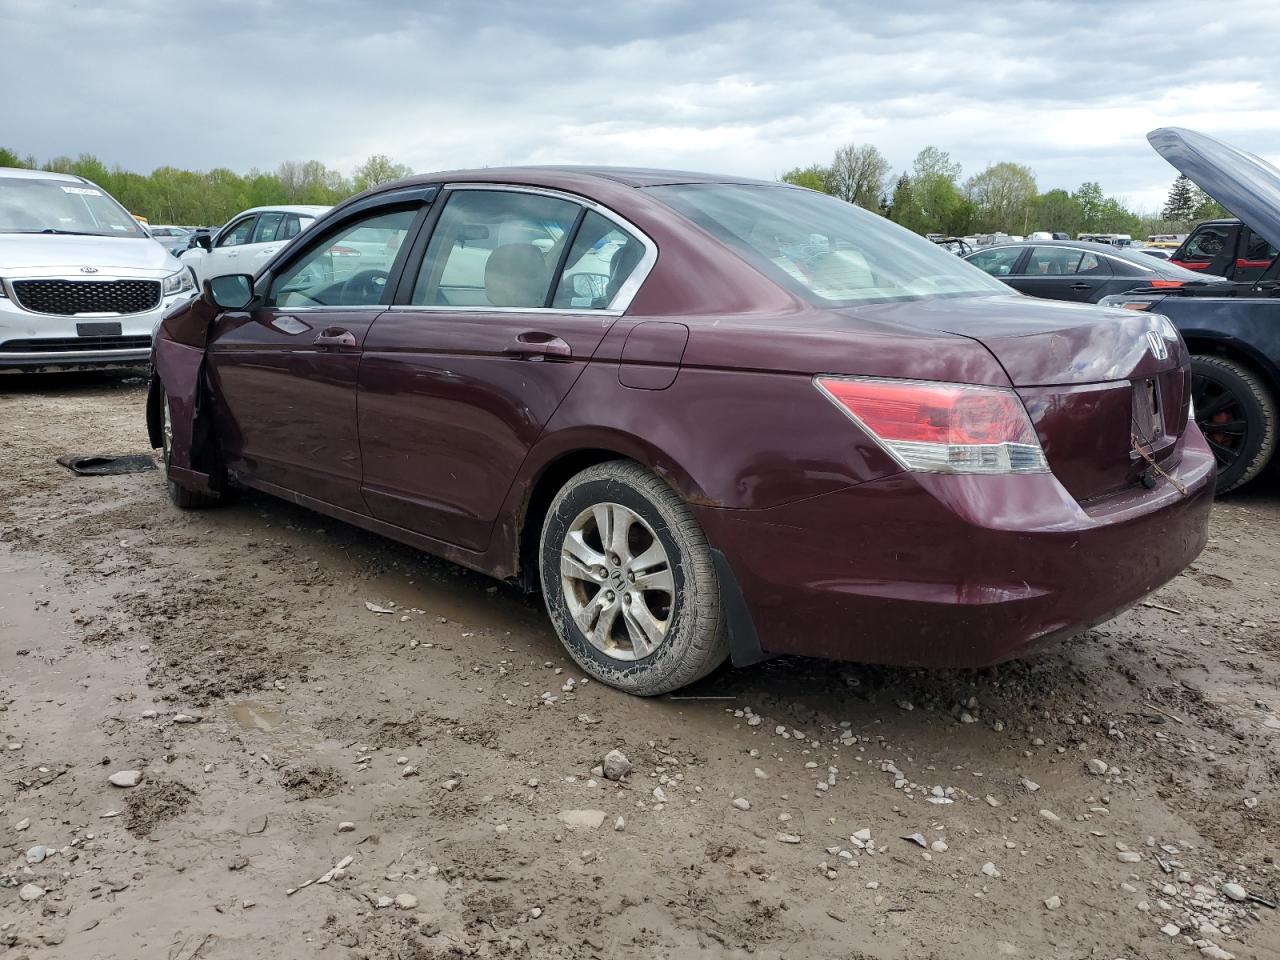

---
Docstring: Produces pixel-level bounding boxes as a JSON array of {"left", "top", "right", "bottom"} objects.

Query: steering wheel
[{"left": 340, "top": 269, "right": 389, "bottom": 305}]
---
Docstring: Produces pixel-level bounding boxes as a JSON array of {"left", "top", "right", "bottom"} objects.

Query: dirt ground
[{"left": 1, "top": 372, "right": 1278, "bottom": 960}]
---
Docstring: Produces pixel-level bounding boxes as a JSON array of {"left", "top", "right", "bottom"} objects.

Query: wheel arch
[
  {"left": 506, "top": 429, "right": 715, "bottom": 592},
  {"left": 1180, "top": 331, "right": 1280, "bottom": 394}
]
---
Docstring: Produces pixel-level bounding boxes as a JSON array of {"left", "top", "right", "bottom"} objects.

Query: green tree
[
  {"left": 1034, "top": 188, "right": 1083, "bottom": 237},
  {"left": 887, "top": 173, "right": 913, "bottom": 225},
  {"left": 1190, "top": 185, "right": 1227, "bottom": 221},
  {"left": 1073, "top": 182, "right": 1106, "bottom": 232},
  {"left": 353, "top": 154, "right": 413, "bottom": 193},
  {"left": 780, "top": 164, "right": 833, "bottom": 193},
  {"left": 894, "top": 147, "right": 965, "bottom": 235},
  {"left": 828, "top": 142, "right": 891, "bottom": 211},
  {"left": 965, "top": 162, "right": 1038, "bottom": 234},
  {"left": 1162, "top": 175, "right": 1196, "bottom": 221},
  {"left": 0, "top": 147, "right": 31, "bottom": 168}
]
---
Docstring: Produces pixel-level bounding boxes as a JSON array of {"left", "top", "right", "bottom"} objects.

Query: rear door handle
[
  {"left": 313, "top": 326, "right": 357, "bottom": 349},
  {"left": 506, "top": 332, "right": 572, "bottom": 361},
  {"left": 1070, "top": 282, "right": 1091, "bottom": 290}
]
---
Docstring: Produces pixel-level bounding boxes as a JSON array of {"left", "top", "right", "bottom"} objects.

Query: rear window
[{"left": 648, "top": 183, "right": 1008, "bottom": 304}]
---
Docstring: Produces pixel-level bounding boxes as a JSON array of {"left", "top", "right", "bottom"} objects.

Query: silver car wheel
[{"left": 560, "top": 502, "right": 675, "bottom": 661}]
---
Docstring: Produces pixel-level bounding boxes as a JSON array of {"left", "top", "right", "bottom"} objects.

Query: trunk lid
[
  {"left": 1148, "top": 127, "right": 1280, "bottom": 254},
  {"left": 851, "top": 294, "right": 1191, "bottom": 501}
]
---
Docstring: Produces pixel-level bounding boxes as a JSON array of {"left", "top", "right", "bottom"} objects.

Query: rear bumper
[{"left": 697, "top": 426, "right": 1215, "bottom": 668}]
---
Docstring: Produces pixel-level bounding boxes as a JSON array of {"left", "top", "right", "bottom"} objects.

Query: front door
[
  {"left": 1009, "top": 246, "right": 1099, "bottom": 302},
  {"left": 205, "top": 205, "right": 420, "bottom": 512},
  {"left": 1172, "top": 222, "right": 1239, "bottom": 277},
  {"left": 358, "top": 188, "right": 650, "bottom": 551}
]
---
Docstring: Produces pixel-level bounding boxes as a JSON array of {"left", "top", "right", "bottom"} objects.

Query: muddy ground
[{"left": 1, "top": 372, "right": 1278, "bottom": 960}]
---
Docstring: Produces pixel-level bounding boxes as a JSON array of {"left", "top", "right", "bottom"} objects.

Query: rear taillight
[{"left": 815, "top": 376, "right": 1049, "bottom": 475}]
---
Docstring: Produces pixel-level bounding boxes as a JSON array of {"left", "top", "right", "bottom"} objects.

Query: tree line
[
  {"left": 3, "top": 142, "right": 1225, "bottom": 237},
  {"left": 782, "top": 142, "right": 1226, "bottom": 238},
  {"left": 0, "top": 147, "right": 411, "bottom": 226}
]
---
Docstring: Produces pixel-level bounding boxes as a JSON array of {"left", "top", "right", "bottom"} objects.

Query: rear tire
[
  {"left": 160, "top": 386, "right": 222, "bottom": 510},
  {"left": 1191, "top": 355, "right": 1276, "bottom": 494},
  {"left": 539, "top": 460, "right": 728, "bottom": 696}
]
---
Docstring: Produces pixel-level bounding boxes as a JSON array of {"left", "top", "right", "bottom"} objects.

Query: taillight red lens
[
  {"left": 817, "top": 378, "right": 1038, "bottom": 445},
  {"left": 815, "top": 376, "right": 1048, "bottom": 475}
]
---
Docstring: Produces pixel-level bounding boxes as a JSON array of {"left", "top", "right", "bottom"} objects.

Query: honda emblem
[{"left": 1146, "top": 330, "right": 1169, "bottom": 361}]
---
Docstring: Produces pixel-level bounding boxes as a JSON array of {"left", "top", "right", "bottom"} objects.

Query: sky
[{"left": 4, "top": 0, "right": 1278, "bottom": 213}]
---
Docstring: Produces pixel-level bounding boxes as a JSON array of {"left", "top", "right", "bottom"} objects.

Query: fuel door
[{"left": 618, "top": 321, "right": 690, "bottom": 390}]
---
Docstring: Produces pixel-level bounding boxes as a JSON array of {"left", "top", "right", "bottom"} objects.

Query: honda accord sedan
[{"left": 148, "top": 168, "right": 1215, "bottom": 695}]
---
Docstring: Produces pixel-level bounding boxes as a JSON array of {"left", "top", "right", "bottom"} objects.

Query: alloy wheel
[
  {"left": 1192, "top": 373, "right": 1248, "bottom": 470},
  {"left": 560, "top": 502, "right": 675, "bottom": 661}
]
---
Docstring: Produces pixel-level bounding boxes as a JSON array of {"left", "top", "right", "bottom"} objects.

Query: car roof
[
  {"left": 0, "top": 167, "right": 87, "bottom": 183},
  {"left": 233, "top": 204, "right": 330, "bottom": 216},
  {"left": 374, "top": 165, "right": 779, "bottom": 192},
  {"left": 971, "top": 239, "right": 1122, "bottom": 254}
]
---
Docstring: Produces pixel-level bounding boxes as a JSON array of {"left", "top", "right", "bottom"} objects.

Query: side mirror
[
  {"left": 190, "top": 233, "right": 213, "bottom": 252},
  {"left": 205, "top": 274, "right": 255, "bottom": 310}
]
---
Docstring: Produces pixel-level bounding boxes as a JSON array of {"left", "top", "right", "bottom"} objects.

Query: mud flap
[{"left": 711, "top": 548, "right": 773, "bottom": 667}]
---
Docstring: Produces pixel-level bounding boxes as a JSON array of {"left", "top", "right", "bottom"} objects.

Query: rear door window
[
  {"left": 1025, "top": 247, "right": 1083, "bottom": 275},
  {"left": 410, "top": 190, "right": 581, "bottom": 308},
  {"left": 551, "top": 211, "right": 643, "bottom": 309},
  {"left": 251, "top": 212, "right": 285, "bottom": 244}
]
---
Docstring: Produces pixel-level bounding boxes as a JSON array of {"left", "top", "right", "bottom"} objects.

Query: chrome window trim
[
  {"left": 386, "top": 304, "right": 622, "bottom": 317},
  {"left": 430, "top": 182, "right": 658, "bottom": 313}
]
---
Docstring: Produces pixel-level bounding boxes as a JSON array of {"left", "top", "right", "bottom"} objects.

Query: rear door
[
  {"left": 1234, "top": 227, "right": 1278, "bottom": 283},
  {"left": 204, "top": 201, "right": 426, "bottom": 512},
  {"left": 1008, "top": 246, "right": 1090, "bottom": 301},
  {"left": 358, "top": 186, "right": 652, "bottom": 551}
]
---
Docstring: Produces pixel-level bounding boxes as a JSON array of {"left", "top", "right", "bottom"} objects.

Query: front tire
[
  {"left": 539, "top": 461, "right": 728, "bottom": 696},
  {"left": 1191, "top": 355, "right": 1276, "bottom": 494},
  {"left": 160, "top": 386, "right": 222, "bottom": 510}
]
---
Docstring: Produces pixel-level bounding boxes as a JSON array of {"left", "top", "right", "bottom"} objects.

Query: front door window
[{"left": 269, "top": 209, "right": 417, "bottom": 308}]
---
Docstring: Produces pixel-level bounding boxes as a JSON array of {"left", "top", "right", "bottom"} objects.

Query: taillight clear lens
[{"left": 815, "top": 376, "right": 1049, "bottom": 475}]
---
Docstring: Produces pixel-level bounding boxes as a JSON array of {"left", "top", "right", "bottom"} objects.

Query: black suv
[
  {"left": 1171, "top": 218, "right": 1278, "bottom": 283},
  {"left": 1102, "top": 128, "right": 1280, "bottom": 495}
]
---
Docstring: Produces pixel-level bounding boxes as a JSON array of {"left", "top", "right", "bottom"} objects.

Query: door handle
[
  {"left": 1070, "top": 282, "right": 1091, "bottom": 290},
  {"left": 506, "top": 332, "right": 572, "bottom": 361},
  {"left": 313, "top": 327, "right": 357, "bottom": 349}
]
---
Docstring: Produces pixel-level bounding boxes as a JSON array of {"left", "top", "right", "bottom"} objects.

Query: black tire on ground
[
  {"left": 159, "top": 386, "right": 223, "bottom": 510},
  {"left": 1191, "top": 354, "right": 1277, "bottom": 495},
  {"left": 539, "top": 460, "right": 729, "bottom": 696}
]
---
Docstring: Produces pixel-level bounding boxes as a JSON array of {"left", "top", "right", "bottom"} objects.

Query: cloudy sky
[{"left": 4, "top": 0, "right": 1277, "bottom": 212}]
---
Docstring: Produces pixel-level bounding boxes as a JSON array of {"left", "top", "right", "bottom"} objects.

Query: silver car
[{"left": 0, "top": 168, "right": 196, "bottom": 371}]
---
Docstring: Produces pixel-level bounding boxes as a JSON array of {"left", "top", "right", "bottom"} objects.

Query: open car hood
[{"left": 1148, "top": 126, "right": 1280, "bottom": 253}]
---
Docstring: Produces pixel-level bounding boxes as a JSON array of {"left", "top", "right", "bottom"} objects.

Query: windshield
[
  {"left": 647, "top": 183, "right": 1009, "bottom": 304},
  {"left": 0, "top": 176, "right": 146, "bottom": 237}
]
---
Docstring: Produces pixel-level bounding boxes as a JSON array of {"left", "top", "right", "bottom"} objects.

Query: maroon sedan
[{"left": 149, "top": 168, "right": 1215, "bottom": 695}]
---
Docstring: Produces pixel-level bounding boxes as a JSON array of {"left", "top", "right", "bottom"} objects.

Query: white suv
[
  {"left": 0, "top": 167, "right": 196, "bottom": 372},
  {"left": 179, "top": 205, "right": 328, "bottom": 288}
]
